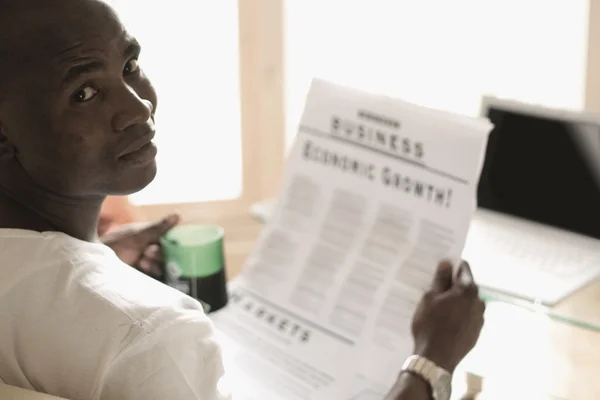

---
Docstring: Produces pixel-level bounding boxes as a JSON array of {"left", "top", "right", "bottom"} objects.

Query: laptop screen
[{"left": 477, "top": 102, "right": 600, "bottom": 240}]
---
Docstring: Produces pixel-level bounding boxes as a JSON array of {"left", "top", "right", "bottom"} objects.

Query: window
[
  {"left": 111, "top": 0, "right": 243, "bottom": 205},
  {"left": 285, "top": 0, "right": 590, "bottom": 149},
  {"left": 107, "top": 0, "right": 590, "bottom": 210},
  {"left": 108, "top": 0, "right": 285, "bottom": 214}
]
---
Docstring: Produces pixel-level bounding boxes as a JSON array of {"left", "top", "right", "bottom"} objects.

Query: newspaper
[{"left": 210, "top": 79, "right": 493, "bottom": 399}]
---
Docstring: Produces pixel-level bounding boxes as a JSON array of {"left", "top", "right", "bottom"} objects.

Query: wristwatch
[{"left": 401, "top": 355, "right": 452, "bottom": 400}]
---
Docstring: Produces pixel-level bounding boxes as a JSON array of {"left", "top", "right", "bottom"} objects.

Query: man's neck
[{"left": 0, "top": 181, "right": 104, "bottom": 242}]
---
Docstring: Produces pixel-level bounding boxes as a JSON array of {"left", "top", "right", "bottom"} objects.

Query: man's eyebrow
[
  {"left": 63, "top": 61, "right": 106, "bottom": 85},
  {"left": 60, "top": 38, "right": 140, "bottom": 85}
]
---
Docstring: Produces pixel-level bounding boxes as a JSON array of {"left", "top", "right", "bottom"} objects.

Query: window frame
[{"left": 586, "top": 0, "right": 600, "bottom": 111}]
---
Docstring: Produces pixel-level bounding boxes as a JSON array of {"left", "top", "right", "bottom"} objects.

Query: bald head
[
  {"left": 0, "top": 0, "right": 116, "bottom": 27},
  {"left": 0, "top": 0, "right": 121, "bottom": 91},
  {"left": 0, "top": 0, "right": 159, "bottom": 198}
]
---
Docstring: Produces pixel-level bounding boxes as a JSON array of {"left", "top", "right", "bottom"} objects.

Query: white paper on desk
[
  {"left": 211, "top": 279, "right": 355, "bottom": 400},
  {"left": 211, "top": 79, "right": 493, "bottom": 399}
]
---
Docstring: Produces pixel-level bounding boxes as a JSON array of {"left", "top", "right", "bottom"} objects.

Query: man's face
[{"left": 0, "top": 0, "right": 159, "bottom": 196}]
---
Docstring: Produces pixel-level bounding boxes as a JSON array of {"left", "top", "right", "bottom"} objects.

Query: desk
[
  {"left": 185, "top": 211, "right": 600, "bottom": 399},
  {"left": 461, "top": 297, "right": 600, "bottom": 399},
  {"left": 462, "top": 271, "right": 600, "bottom": 399}
]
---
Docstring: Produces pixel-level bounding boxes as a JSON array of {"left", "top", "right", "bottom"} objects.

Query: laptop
[{"left": 463, "top": 97, "right": 600, "bottom": 305}]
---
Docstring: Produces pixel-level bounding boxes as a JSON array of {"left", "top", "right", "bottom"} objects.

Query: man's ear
[{"left": 0, "top": 122, "right": 16, "bottom": 161}]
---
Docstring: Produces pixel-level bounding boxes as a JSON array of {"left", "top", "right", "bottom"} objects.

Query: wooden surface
[
  {"left": 462, "top": 297, "right": 600, "bottom": 399},
  {"left": 183, "top": 210, "right": 600, "bottom": 399},
  {"left": 586, "top": 0, "right": 600, "bottom": 113},
  {"left": 237, "top": 0, "right": 286, "bottom": 202},
  {"left": 477, "top": 277, "right": 600, "bottom": 400},
  {"left": 554, "top": 278, "right": 600, "bottom": 329}
]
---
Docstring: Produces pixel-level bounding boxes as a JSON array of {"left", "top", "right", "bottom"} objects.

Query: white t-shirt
[{"left": 0, "top": 229, "right": 230, "bottom": 400}]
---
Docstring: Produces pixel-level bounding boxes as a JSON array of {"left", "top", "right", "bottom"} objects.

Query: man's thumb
[
  {"left": 141, "top": 214, "right": 180, "bottom": 240},
  {"left": 430, "top": 261, "right": 453, "bottom": 293}
]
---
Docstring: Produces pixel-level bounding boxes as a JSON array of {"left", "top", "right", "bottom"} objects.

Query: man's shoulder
[
  {"left": 0, "top": 227, "right": 209, "bottom": 336},
  {"left": 0, "top": 229, "right": 75, "bottom": 269},
  {"left": 0, "top": 231, "right": 220, "bottom": 399}
]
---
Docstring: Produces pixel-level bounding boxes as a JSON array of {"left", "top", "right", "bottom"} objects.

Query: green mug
[{"left": 160, "top": 224, "right": 228, "bottom": 313}]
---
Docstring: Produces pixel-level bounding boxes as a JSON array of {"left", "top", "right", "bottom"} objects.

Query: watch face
[{"left": 433, "top": 374, "right": 452, "bottom": 400}]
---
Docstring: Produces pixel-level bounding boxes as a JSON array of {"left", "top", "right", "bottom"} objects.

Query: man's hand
[
  {"left": 101, "top": 214, "right": 180, "bottom": 278},
  {"left": 385, "top": 261, "right": 485, "bottom": 400},
  {"left": 411, "top": 260, "right": 485, "bottom": 373}
]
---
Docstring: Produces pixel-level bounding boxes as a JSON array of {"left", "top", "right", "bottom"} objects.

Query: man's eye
[
  {"left": 124, "top": 59, "right": 140, "bottom": 75},
  {"left": 72, "top": 86, "right": 99, "bottom": 103}
]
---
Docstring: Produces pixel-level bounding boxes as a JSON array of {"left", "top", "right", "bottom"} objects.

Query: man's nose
[{"left": 112, "top": 86, "right": 154, "bottom": 132}]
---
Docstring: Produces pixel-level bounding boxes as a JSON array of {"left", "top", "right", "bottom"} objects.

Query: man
[
  {"left": 0, "top": 1, "right": 485, "bottom": 399},
  {"left": 0, "top": 1, "right": 224, "bottom": 399}
]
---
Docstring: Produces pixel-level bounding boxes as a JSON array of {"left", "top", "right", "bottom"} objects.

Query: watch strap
[{"left": 401, "top": 355, "right": 451, "bottom": 400}]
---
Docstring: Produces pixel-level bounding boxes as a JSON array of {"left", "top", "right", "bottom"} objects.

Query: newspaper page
[{"left": 210, "top": 79, "right": 492, "bottom": 399}]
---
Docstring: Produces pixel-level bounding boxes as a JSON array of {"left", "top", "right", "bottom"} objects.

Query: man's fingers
[
  {"left": 457, "top": 260, "right": 474, "bottom": 284},
  {"left": 138, "top": 214, "right": 180, "bottom": 243},
  {"left": 430, "top": 261, "right": 454, "bottom": 293},
  {"left": 138, "top": 255, "right": 164, "bottom": 278},
  {"left": 138, "top": 245, "right": 165, "bottom": 278},
  {"left": 155, "top": 213, "right": 180, "bottom": 233},
  {"left": 456, "top": 261, "right": 478, "bottom": 295},
  {"left": 143, "top": 244, "right": 163, "bottom": 262}
]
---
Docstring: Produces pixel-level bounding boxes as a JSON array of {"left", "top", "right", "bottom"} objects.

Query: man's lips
[{"left": 118, "top": 131, "right": 156, "bottom": 158}]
